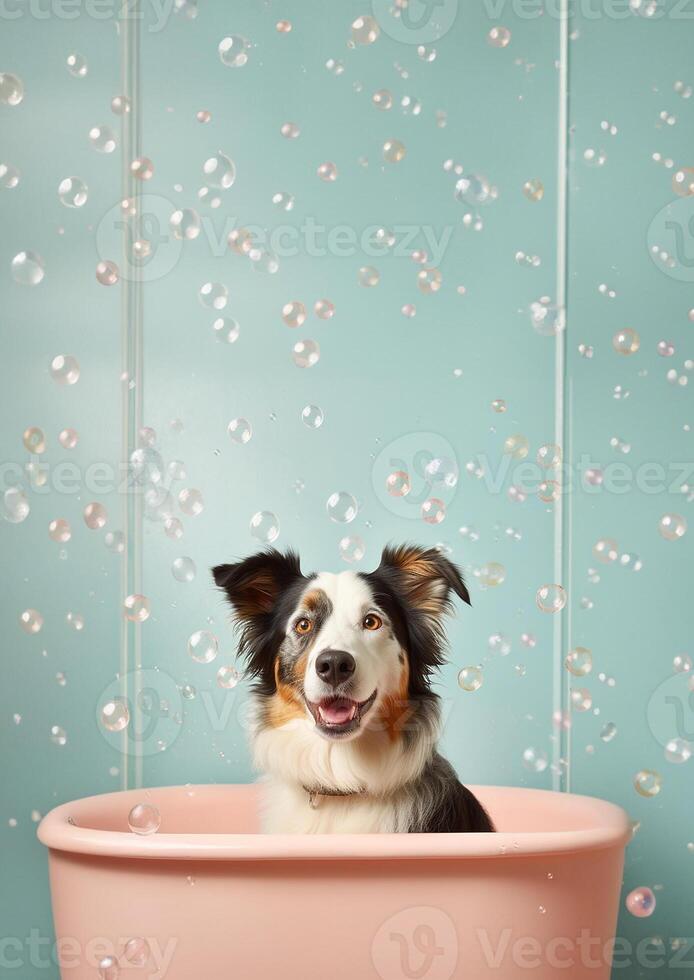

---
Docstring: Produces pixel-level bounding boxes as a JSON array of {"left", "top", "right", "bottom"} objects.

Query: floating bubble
[
  {"left": 170, "top": 208, "right": 201, "bottom": 240},
  {"left": 327, "top": 491, "right": 358, "bottom": 523},
  {"left": 280, "top": 121, "right": 300, "bottom": 139},
  {"left": 593, "top": 538, "right": 618, "bottom": 563},
  {"left": 634, "top": 769, "right": 662, "bottom": 798},
  {"left": 538, "top": 480, "right": 560, "bottom": 503},
  {"left": 417, "top": 267, "right": 442, "bottom": 294},
  {"left": 665, "top": 737, "right": 691, "bottom": 764},
  {"left": 613, "top": 328, "right": 640, "bottom": 355},
  {"left": 372, "top": 89, "right": 393, "bottom": 110},
  {"left": 455, "top": 174, "right": 493, "bottom": 206},
  {"left": 163, "top": 518, "right": 183, "bottom": 541},
  {"left": 282, "top": 301, "right": 306, "bottom": 328},
  {"left": 673, "top": 167, "right": 694, "bottom": 197},
  {"left": 619, "top": 552, "right": 643, "bottom": 572},
  {"left": 172, "top": 556, "right": 196, "bottom": 583},
  {"left": 536, "top": 583, "right": 567, "bottom": 613},
  {"left": 401, "top": 304, "right": 416, "bottom": 318},
  {"left": 339, "top": 535, "right": 366, "bottom": 563},
  {"left": 11, "top": 250, "right": 45, "bottom": 286},
  {"left": 50, "top": 725, "right": 67, "bottom": 747},
  {"left": 317, "top": 161, "right": 338, "bottom": 182},
  {"left": 301, "top": 405, "right": 324, "bottom": 429},
  {"left": 565, "top": 647, "right": 592, "bottom": 676},
  {"left": 88, "top": 125, "right": 117, "bottom": 153},
  {"left": 358, "top": 265, "right": 380, "bottom": 287},
  {"left": 489, "top": 633, "right": 511, "bottom": 656},
  {"left": 488, "top": 25, "right": 511, "bottom": 47},
  {"left": 19, "top": 609, "right": 43, "bottom": 634},
  {"left": 249, "top": 248, "right": 279, "bottom": 274},
  {"left": 66, "top": 52, "right": 87, "bottom": 77},
  {"left": 658, "top": 513, "right": 687, "bottom": 541},
  {"left": 111, "top": 95, "right": 130, "bottom": 115},
  {"left": 203, "top": 152, "right": 236, "bottom": 189},
  {"left": 625, "top": 887, "right": 656, "bottom": 918},
  {"left": 521, "top": 632, "right": 537, "bottom": 648},
  {"left": 583, "top": 147, "right": 607, "bottom": 167},
  {"left": 96, "top": 260, "right": 119, "bottom": 286},
  {"left": 272, "top": 190, "right": 294, "bottom": 211},
  {"left": 276, "top": 19, "right": 292, "bottom": 32},
  {"left": 386, "top": 470, "right": 411, "bottom": 497},
  {"left": 383, "top": 138, "right": 406, "bottom": 163},
  {"left": 523, "top": 178, "right": 544, "bottom": 202},
  {"left": 325, "top": 58, "right": 345, "bottom": 75},
  {"left": 292, "top": 339, "right": 320, "bottom": 368},
  {"left": 425, "top": 456, "right": 458, "bottom": 488},
  {"left": 478, "top": 562, "right": 506, "bottom": 587},
  {"left": 128, "top": 803, "right": 161, "bottom": 835},
  {"left": 673, "top": 653, "right": 692, "bottom": 673},
  {"left": 314, "top": 299, "right": 335, "bottom": 320},
  {"left": 570, "top": 687, "right": 593, "bottom": 712},
  {"left": 178, "top": 487, "right": 204, "bottom": 516},
  {"left": 458, "top": 666, "right": 483, "bottom": 692},
  {"left": 584, "top": 468, "right": 603, "bottom": 487},
  {"left": 218, "top": 35, "right": 250, "bottom": 67},
  {"left": 198, "top": 282, "right": 228, "bottom": 310},
  {"left": 522, "top": 747, "right": 548, "bottom": 773},
  {"left": 129, "top": 447, "right": 164, "bottom": 486},
  {"left": 491, "top": 398, "right": 507, "bottom": 413},
  {"left": 122, "top": 938, "right": 150, "bottom": 968},
  {"left": 421, "top": 498, "right": 446, "bottom": 524},
  {"left": 503, "top": 434, "right": 529, "bottom": 460},
  {"left": 50, "top": 354, "right": 80, "bottom": 386},
  {"left": 351, "top": 14, "right": 380, "bottom": 44},
  {"left": 600, "top": 721, "right": 617, "bottom": 742},
  {"left": 400, "top": 95, "right": 422, "bottom": 116},
  {"left": 537, "top": 443, "right": 561, "bottom": 468},
  {"left": 228, "top": 417, "right": 252, "bottom": 444},
  {"left": 130, "top": 156, "right": 153, "bottom": 180},
  {"left": 217, "top": 665, "right": 240, "bottom": 689},
  {"left": 2, "top": 487, "right": 29, "bottom": 524},
  {"left": 212, "top": 316, "right": 240, "bottom": 344},
  {"left": 0, "top": 72, "right": 24, "bottom": 106},
  {"left": 250, "top": 510, "right": 280, "bottom": 544},
  {"left": 58, "top": 177, "right": 88, "bottom": 208},
  {"left": 530, "top": 299, "right": 564, "bottom": 336},
  {"left": 22, "top": 426, "right": 45, "bottom": 453},
  {"left": 188, "top": 629, "right": 218, "bottom": 664},
  {"left": 418, "top": 44, "right": 436, "bottom": 62},
  {"left": 100, "top": 700, "right": 130, "bottom": 733},
  {"left": 0, "top": 163, "right": 20, "bottom": 189},
  {"left": 48, "top": 519, "right": 71, "bottom": 543},
  {"left": 84, "top": 502, "right": 108, "bottom": 530},
  {"left": 657, "top": 339, "right": 675, "bottom": 357},
  {"left": 123, "top": 594, "right": 150, "bottom": 623}
]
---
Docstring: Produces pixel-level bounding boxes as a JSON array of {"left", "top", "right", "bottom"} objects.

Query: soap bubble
[
  {"left": 280, "top": 121, "right": 300, "bottom": 139},
  {"left": 372, "top": 89, "right": 393, "bottom": 110},
  {"left": 170, "top": 208, "right": 201, "bottom": 240},
  {"left": 421, "top": 498, "right": 446, "bottom": 524},
  {"left": 613, "top": 328, "right": 640, "bottom": 355},
  {"left": 664, "top": 737, "right": 691, "bottom": 764},
  {"left": 491, "top": 399, "right": 507, "bottom": 413},
  {"left": 282, "top": 301, "right": 306, "bottom": 328},
  {"left": 523, "top": 178, "right": 544, "bottom": 202},
  {"left": 249, "top": 248, "right": 279, "bottom": 274},
  {"left": 417, "top": 267, "right": 442, "bottom": 294},
  {"left": 219, "top": 35, "right": 250, "bottom": 67},
  {"left": 478, "top": 562, "right": 506, "bottom": 587},
  {"left": 0, "top": 163, "right": 20, "bottom": 188},
  {"left": 488, "top": 633, "right": 511, "bottom": 656},
  {"left": 538, "top": 480, "right": 560, "bottom": 503},
  {"left": 130, "top": 156, "right": 153, "bottom": 180},
  {"left": 0, "top": 73, "right": 24, "bottom": 106},
  {"left": 338, "top": 535, "right": 366, "bottom": 563},
  {"left": 50, "top": 354, "right": 80, "bottom": 385},
  {"left": 400, "top": 95, "right": 422, "bottom": 116},
  {"left": 3, "top": 487, "right": 30, "bottom": 523},
  {"left": 503, "top": 434, "right": 529, "bottom": 459},
  {"left": 188, "top": 629, "right": 218, "bottom": 664},
  {"left": 625, "top": 887, "right": 656, "bottom": 918},
  {"left": 122, "top": 938, "right": 150, "bottom": 967},
  {"left": 600, "top": 722, "right": 617, "bottom": 742},
  {"left": 228, "top": 417, "right": 252, "bottom": 444},
  {"left": 272, "top": 191, "right": 294, "bottom": 211},
  {"left": 317, "top": 161, "right": 338, "bottom": 182},
  {"left": 250, "top": 510, "right": 280, "bottom": 544},
  {"left": 351, "top": 14, "right": 380, "bottom": 44},
  {"left": 488, "top": 25, "right": 511, "bottom": 47},
  {"left": 48, "top": 519, "right": 71, "bottom": 543},
  {"left": 128, "top": 803, "right": 161, "bottom": 835},
  {"left": 401, "top": 304, "right": 417, "bottom": 318},
  {"left": 634, "top": 769, "right": 661, "bottom": 797},
  {"left": 50, "top": 725, "right": 67, "bottom": 746},
  {"left": 536, "top": 584, "right": 567, "bottom": 613},
  {"left": 96, "top": 260, "right": 119, "bottom": 286},
  {"left": 130, "top": 447, "right": 164, "bottom": 486},
  {"left": 144, "top": 486, "right": 174, "bottom": 523},
  {"left": 458, "top": 666, "right": 483, "bottom": 692},
  {"left": 570, "top": 687, "right": 593, "bottom": 712},
  {"left": 424, "top": 456, "right": 458, "bottom": 488},
  {"left": 276, "top": 19, "right": 292, "bottom": 32},
  {"left": 111, "top": 95, "right": 130, "bottom": 115},
  {"left": 327, "top": 491, "right": 358, "bottom": 523},
  {"left": 66, "top": 53, "right": 88, "bottom": 77},
  {"left": 522, "top": 747, "right": 548, "bottom": 773},
  {"left": 383, "top": 138, "right": 406, "bottom": 163},
  {"left": 530, "top": 299, "right": 565, "bottom": 336},
  {"left": 565, "top": 647, "right": 592, "bottom": 676},
  {"left": 301, "top": 404, "right": 324, "bottom": 429},
  {"left": 217, "top": 665, "right": 240, "bottom": 689},
  {"left": 203, "top": 152, "right": 236, "bottom": 189},
  {"left": 178, "top": 487, "right": 204, "bottom": 516},
  {"left": 455, "top": 174, "right": 493, "bottom": 206},
  {"left": 212, "top": 317, "right": 240, "bottom": 344},
  {"left": 84, "top": 502, "right": 108, "bottom": 530},
  {"left": 19, "top": 609, "right": 43, "bottom": 634},
  {"left": 593, "top": 538, "right": 618, "bottom": 563},
  {"left": 11, "top": 250, "right": 45, "bottom": 285},
  {"left": 537, "top": 443, "right": 562, "bottom": 468},
  {"left": 358, "top": 266, "right": 380, "bottom": 287},
  {"left": 88, "top": 126, "right": 117, "bottom": 153},
  {"left": 314, "top": 299, "right": 335, "bottom": 320},
  {"left": 100, "top": 700, "right": 130, "bottom": 733},
  {"left": 23, "top": 426, "right": 46, "bottom": 452},
  {"left": 58, "top": 177, "right": 88, "bottom": 208},
  {"left": 673, "top": 654, "right": 692, "bottom": 673},
  {"left": 292, "top": 339, "right": 320, "bottom": 368},
  {"left": 386, "top": 471, "right": 411, "bottom": 497},
  {"left": 123, "top": 594, "right": 150, "bottom": 623},
  {"left": 198, "top": 282, "right": 228, "bottom": 310},
  {"left": 172, "top": 557, "right": 196, "bottom": 583},
  {"left": 658, "top": 513, "right": 686, "bottom": 541},
  {"left": 163, "top": 518, "right": 183, "bottom": 541}
]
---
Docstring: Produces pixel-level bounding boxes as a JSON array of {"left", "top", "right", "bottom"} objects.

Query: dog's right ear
[{"left": 211, "top": 549, "right": 306, "bottom": 688}]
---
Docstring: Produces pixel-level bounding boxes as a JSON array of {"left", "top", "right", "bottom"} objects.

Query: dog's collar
[{"left": 302, "top": 785, "right": 367, "bottom": 809}]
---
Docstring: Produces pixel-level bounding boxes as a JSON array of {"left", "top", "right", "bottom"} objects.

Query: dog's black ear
[
  {"left": 374, "top": 543, "right": 471, "bottom": 616},
  {"left": 212, "top": 549, "right": 306, "bottom": 690}
]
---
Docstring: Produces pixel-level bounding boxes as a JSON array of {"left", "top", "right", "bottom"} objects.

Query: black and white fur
[{"left": 212, "top": 544, "right": 494, "bottom": 834}]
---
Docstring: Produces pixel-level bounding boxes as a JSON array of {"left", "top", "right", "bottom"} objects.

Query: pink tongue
[{"left": 320, "top": 700, "right": 355, "bottom": 725}]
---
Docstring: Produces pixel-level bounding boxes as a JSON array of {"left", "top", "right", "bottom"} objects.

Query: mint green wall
[{"left": 1, "top": 1, "right": 692, "bottom": 977}]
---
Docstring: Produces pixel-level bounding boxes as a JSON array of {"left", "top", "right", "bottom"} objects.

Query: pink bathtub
[{"left": 38, "top": 784, "right": 630, "bottom": 979}]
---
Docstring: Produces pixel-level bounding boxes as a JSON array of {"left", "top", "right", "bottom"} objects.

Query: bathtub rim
[{"left": 37, "top": 784, "right": 632, "bottom": 862}]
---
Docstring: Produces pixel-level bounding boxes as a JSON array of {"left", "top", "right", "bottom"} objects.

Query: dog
[{"left": 212, "top": 543, "right": 494, "bottom": 834}]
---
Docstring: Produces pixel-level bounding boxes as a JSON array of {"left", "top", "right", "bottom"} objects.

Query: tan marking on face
[
  {"left": 266, "top": 653, "right": 309, "bottom": 728},
  {"left": 377, "top": 655, "right": 411, "bottom": 741},
  {"left": 301, "top": 588, "right": 327, "bottom": 612}
]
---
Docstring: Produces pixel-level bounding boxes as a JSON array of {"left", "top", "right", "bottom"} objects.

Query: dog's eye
[
  {"left": 363, "top": 613, "right": 383, "bottom": 631},
  {"left": 294, "top": 617, "right": 313, "bottom": 635}
]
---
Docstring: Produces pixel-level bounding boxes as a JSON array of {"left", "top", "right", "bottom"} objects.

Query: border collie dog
[{"left": 212, "top": 544, "right": 494, "bottom": 834}]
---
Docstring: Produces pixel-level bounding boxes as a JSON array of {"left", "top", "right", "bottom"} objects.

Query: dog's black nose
[{"left": 315, "top": 649, "right": 355, "bottom": 688}]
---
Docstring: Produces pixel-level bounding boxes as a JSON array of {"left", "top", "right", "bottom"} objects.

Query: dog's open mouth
[{"left": 306, "top": 690, "right": 377, "bottom": 737}]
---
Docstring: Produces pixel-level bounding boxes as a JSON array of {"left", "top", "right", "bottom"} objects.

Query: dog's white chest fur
[{"left": 261, "top": 779, "right": 402, "bottom": 834}]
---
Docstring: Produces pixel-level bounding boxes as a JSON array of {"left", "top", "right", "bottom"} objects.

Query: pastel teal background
[{"left": 1, "top": 0, "right": 693, "bottom": 977}]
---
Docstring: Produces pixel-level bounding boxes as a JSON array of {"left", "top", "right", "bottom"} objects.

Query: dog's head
[{"left": 212, "top": 544, "right": 470, "bottom": 742}]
